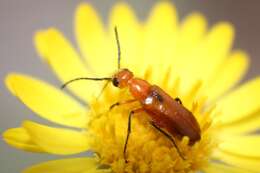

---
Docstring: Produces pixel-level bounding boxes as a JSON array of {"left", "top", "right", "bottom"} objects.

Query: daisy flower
[{"left": 3, "top": 2, "right": 260, "bottom": 173}]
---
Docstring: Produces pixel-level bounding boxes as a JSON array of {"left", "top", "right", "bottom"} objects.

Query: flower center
[{"left": 86, "top": 71, "right": 217, "bottom": 173}]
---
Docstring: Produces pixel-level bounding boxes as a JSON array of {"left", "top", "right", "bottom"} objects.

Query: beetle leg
[
  {"left": 124, "top": 108, "right": 144, "bottom": 163},
  {"left": 109, "top": 99, "right": 138, "bottom": 110},
  {"left": 150, "top": 122, "right": 186, "bottom": 160},
  {"left": 174, "top": 97, "right": 182, "bottom": 105}
]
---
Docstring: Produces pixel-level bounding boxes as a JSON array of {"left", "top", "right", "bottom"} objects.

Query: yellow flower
[{"left": 2, "top": 2, "right": 260, "bottom": 173}]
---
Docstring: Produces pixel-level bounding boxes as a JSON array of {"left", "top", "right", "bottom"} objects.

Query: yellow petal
[
  {"left": 206, "top": 50, "right": 249, "bottom": 101},
  {"left": 34, "top": 28, "right": 102, "bottom": 102},
  {"left": 213, "top": 150, "right": 260, "bottom": 172},
  {"left": 219, "top": 135, "right": 260, "bottom": 158},
  {"left": 217, "top": 77, "right": 260, "bottom": 124},
  {"left": 174, "top": 13, "right": 207, "bottom": 73},
  {"left": 75, "top": 3, "right": 114, "bottom": 75},
  {"left": 203, "top": 162, "right": 253, "bottom": 173},
  {"left": 6, "top": 73, "right": 88, "bottom": 128},
  {"left": 23, "top": 121, "right": 90, "bottom": 155},
  {"left": 180, "top": 22, "right": 234, "bottom": 93},
  {"left": 143, "top": 2, "right": 178, "bottom": 83},
  {"left": 23, "top": 157, "right": 109, "bottom": 173},
  {"left": 179, "top": 13, "right": 207, "bottom": 52},
  {"left": 108, "top": 3, "right": 142, "bottom": 75},
  {"left": 220, "top": 111, "right": 260, "bottom": 135},
  {"left": 2, "top": 127, "right": 44, "bottom": 153}
]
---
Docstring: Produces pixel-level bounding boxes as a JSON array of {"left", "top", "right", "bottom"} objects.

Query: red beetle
[{"left": 62, "top": 27, "right": 201, "bottom": 162}]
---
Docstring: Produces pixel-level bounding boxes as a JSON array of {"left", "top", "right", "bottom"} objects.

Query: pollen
[{"left": 86, "top": 69, "right": 218, "bottom": 173}]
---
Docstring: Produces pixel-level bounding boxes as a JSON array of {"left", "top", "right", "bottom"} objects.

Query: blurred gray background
[{"left": 1, "top": 0, "right": 260, "bottom": 172}]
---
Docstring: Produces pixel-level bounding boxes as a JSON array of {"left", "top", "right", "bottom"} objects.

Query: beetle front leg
[
  {"left": 124, "top": 108, "right": 144, "bottom": 163},
  {"left": 109, "top": 99, "right": 138, "bottom": 110}
]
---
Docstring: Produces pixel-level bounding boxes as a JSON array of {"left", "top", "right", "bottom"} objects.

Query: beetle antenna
[
  {"left": 114, "top": 26, "right": 121, "bottom": 70},
  {"left": 61, "top": 77, "right": 112, "bottom": 89}
]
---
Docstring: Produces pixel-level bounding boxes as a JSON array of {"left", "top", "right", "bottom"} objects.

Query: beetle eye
[{"left": 112, "top": 78, "right": 119, "bottom": 87}]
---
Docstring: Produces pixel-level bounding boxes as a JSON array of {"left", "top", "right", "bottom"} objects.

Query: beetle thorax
[
  {"left": 128, "top": 78, "right": 151, "bottom": 101},
  {"left": 112, "top": 68, "right": 151, "bottom": 101}
]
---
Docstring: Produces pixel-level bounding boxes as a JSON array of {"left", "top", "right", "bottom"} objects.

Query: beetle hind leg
[{"left": 150, "top": 122, "right": 186, "bottom": 160}]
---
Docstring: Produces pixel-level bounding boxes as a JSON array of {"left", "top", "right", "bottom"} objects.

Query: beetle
[{"left": 62, "top": 27, "right": 201, "bottom": 162}]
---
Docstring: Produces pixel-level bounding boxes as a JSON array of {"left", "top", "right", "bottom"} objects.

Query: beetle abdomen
[{"left": 142, "top": 85, "right": 201, "bottom": 144}]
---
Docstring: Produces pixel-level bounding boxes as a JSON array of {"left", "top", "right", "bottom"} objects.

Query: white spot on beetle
[{"left": 145, "top": 96, "right": 153, "bottom": 104}]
